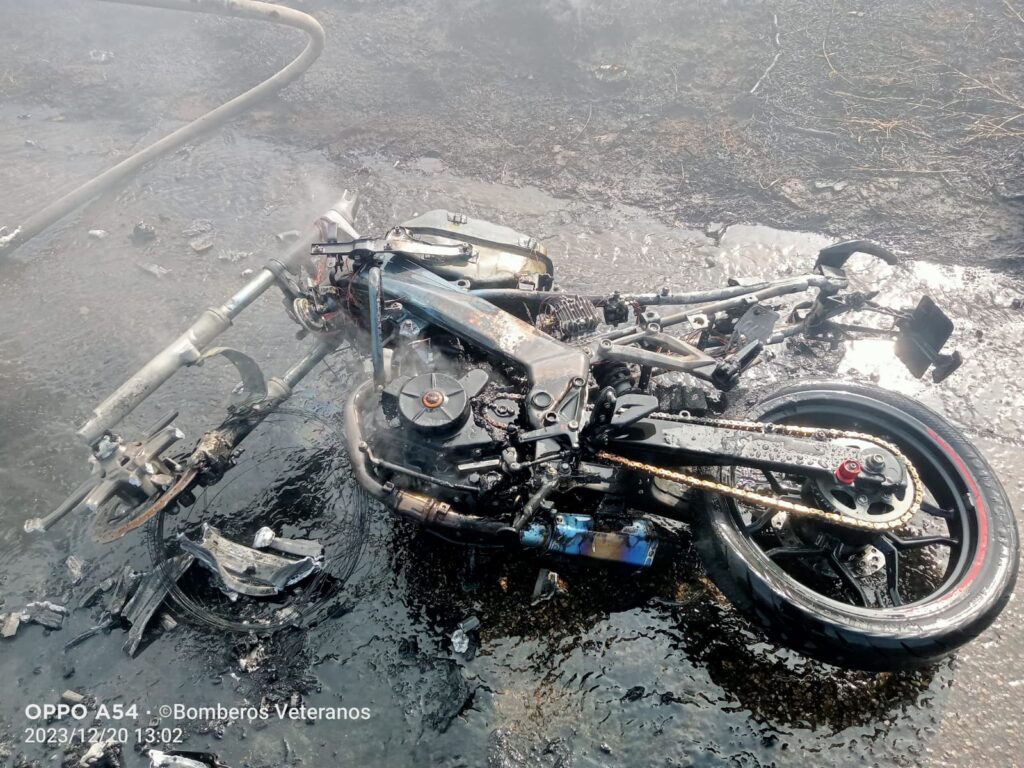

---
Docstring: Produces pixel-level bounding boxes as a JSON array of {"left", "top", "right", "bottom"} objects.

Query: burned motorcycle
[{"left": 36, "top": 191, "right": 1018, "bottom": 671}]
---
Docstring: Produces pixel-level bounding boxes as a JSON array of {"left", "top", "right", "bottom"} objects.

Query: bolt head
[{"left": 421, "top": 389, "right": 445, "bottom": 409}]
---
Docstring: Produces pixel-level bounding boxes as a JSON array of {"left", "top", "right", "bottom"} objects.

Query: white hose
[{"left": 0, "top": 0, "right": 325, "bottom": 257}]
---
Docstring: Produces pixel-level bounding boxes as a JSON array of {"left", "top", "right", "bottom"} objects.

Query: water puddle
[{"left": 1, "top": 129, "right": 1021, "bottom": 767}]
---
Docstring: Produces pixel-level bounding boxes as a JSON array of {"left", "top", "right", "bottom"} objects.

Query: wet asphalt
[{"left": 0, "top": 1, "right": 1023, "bottom": 766}]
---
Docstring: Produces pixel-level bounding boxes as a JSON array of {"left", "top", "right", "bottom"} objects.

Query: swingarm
[{"left": 604, "top": 414, "right": 908, "bottom": 494}]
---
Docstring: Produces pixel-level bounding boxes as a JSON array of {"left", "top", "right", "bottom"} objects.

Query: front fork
[{"left": 28, "top": 193, "right": 362, "bottom": 536}]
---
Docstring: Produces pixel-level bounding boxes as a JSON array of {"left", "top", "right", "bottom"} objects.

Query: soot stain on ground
[{"left": 0, "top": 1, "right": 1022, "bottom": 767}]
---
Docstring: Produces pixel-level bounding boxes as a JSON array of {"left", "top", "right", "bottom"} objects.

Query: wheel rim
[{"left": 723, "top": 394, "right": 981, "bottom": 612}]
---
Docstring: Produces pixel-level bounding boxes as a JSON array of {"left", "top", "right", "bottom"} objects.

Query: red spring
[{"left": 835, "top": 459, "right": 862, "bottom": 485}]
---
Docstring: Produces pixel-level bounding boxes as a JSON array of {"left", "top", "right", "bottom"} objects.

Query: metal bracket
[
  {"left": 195, "top": 346, "right": 268, "bottom": 410},
  {"left": 732, "top": 303, "right": 779, "bottom": 344},
  {"left": 597, "top": 334, "right": 718, "bottom": 379}
]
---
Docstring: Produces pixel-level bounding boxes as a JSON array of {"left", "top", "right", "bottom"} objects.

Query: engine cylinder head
[{"left": 535, "top": 294, "right": 601, "bottom": 339}]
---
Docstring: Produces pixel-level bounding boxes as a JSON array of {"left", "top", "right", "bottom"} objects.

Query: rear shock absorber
[
  {"left": 593, "top": 361, "right": 634, "bottom": 396},
  {"left": 585, "top": 361, "right": 639, "bottom": 445}
]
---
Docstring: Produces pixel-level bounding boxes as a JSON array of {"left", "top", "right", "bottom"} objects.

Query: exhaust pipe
[
  {"left": 343, "top": 379, "right": 659, "bottom": 563},
  {"left": 343, "top": 380, "right": 510, "bottom": 537}
]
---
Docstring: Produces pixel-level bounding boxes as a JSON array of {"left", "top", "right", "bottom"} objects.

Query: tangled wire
[{"left": 146, "top": 405, "right": 373, "bottom": 633}]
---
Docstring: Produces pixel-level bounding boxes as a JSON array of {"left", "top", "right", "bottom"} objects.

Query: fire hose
[{"left": 0, "top": 0, "right": 325, "bottom": 258}]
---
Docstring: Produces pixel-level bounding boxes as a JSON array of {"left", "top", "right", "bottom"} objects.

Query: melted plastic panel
[{"left": 177, "top": 523, "right": 319, "bottom": 597}]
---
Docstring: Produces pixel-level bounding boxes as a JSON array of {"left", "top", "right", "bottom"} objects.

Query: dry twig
[{"left": 750, "top": 13, "right": 782, "bottom": 94}]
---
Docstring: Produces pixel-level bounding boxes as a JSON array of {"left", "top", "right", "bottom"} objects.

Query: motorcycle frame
[{"left": 38, "top": 191, "right": 927, "bottom": 538}]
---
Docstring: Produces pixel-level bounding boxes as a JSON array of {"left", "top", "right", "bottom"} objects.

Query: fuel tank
[{"left": 398, "top": 209, "right": 554, "bottom": 289}]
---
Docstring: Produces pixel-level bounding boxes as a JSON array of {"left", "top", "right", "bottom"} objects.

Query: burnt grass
[
  {"left": 278, "top": 0, "right": 1024, "bottom": 270},
  {"left": 2, "top": 0, "right": 1022, "bottom": 270}
]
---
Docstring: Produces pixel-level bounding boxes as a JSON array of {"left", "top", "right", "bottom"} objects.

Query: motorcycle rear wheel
[{"left": 694, "top": 379, "right": 1018, "bottom": 670}]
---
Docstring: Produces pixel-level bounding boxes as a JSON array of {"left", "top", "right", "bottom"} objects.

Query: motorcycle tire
[{"left": 693, "top": 379, "right": 1019, "bottom": 671}]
